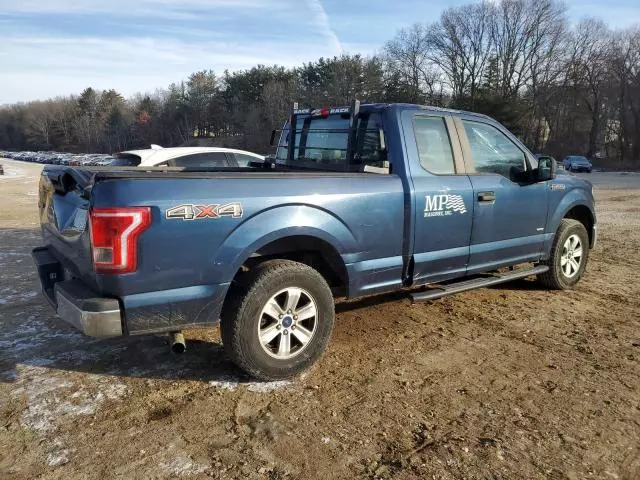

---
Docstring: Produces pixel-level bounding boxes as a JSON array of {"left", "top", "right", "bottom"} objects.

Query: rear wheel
[
  {"left": 537, "top": 219, "right": 589, "bottom": 289},
  {"left": 220, "top": 260, "right": 335, "bottom": 380}
]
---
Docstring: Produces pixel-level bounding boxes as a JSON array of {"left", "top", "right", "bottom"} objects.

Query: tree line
[{"left": 1, "top": 0, "right": 639, "bottom": 166}]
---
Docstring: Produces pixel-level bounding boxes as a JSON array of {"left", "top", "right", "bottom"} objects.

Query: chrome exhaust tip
[{"left": 169, "top": 331, "right": 186, "bottom": 354}]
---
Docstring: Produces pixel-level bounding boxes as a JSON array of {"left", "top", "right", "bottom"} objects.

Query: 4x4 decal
[{"left": 166, "top": 203, "right": 243, "bottom": 220}]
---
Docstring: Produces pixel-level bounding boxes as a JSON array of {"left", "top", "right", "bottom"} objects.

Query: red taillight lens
[{"left": 89, "top": 207, "right": 151, "bottom": 274}]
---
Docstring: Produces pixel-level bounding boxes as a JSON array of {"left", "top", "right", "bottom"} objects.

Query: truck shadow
[
  {"left": 487, "top": 278, "right": 549, "bottom": 292},
  {"left": 0, "top": 319, "right": 258, "bottom": 385},
  {"left": 0, "top": 226, "right": 257, "bottom": 385},
  {"left": 4, "top": 291, "right": 412, "bottom": 385},
  {"left": 0, "top": 225, "right": 548, "bottom": 386}
]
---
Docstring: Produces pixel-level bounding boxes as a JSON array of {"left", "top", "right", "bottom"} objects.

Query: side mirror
[
  {"left": 269, "top": 129, "right": 277, "bottom": 146},
  {"left": 536, "top": 156, "right": 556, "bottom": 182}
]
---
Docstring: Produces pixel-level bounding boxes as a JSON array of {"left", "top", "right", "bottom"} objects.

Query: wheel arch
[
  {"left": 563, "top": 204, "right": 595, "bottom": 247},
  {"left": 210, "top": 205, "right": 356, "bottom": 303},
  {"left": 241, "top": 234, "right": 349, "bottom": 295},
  {"left": 546, "top": 189, "right": 596, "bottom": 256}
]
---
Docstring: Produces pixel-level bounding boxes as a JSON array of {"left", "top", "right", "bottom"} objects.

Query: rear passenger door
[
  {"left": 456, "top": 118, "right": 549, "bottom": 274},
  {"left": 402, "top": 110, "right": 474, "bottom": 285}
]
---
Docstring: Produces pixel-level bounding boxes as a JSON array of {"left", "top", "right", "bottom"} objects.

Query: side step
[{"left": 410, "top": 265, "right": 549, "bottom": 302}]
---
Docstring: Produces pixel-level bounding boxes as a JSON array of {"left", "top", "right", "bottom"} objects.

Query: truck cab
[{"left": 275, "top": 104, "right": 595, "bottom": 289}]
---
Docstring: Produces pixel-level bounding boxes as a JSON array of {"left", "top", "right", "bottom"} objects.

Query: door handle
[{"left": 478, "top": 191, "right": 496, "bottom": 202}]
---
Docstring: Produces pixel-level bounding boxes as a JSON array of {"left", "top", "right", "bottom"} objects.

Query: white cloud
[
  {"left": 0, "top": 35, "right": 331, "bottom": 103},
  {"left": 0, "top": 0, "right": 279, "bottom": 14},
  {"left": 303, "top": 0, "right": 343, "bottom": 56}
]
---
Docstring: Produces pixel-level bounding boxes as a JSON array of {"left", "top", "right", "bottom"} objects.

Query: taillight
[{"left": 89, "top": 207, "right": 151, "bottom": 274}]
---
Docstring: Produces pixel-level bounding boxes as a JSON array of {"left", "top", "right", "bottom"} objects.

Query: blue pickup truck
[{"left": 32, "top": 102, "right": 596, "bottom": 380}]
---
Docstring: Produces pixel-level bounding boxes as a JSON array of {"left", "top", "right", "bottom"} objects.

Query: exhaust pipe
[{"left": 170, "top": 332, "right": 186, "bottom": 354}]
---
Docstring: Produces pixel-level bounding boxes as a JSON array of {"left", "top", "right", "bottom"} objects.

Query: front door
[
  {"left": 403, "top": 111, "right": 474, "bottom": 285},
  {"left": 456, "top": 118, "right": 549, "bottom": 274}
]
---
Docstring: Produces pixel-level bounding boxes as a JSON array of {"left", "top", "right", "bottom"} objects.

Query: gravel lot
[{"left": 0, "top": 158, "right": 639, "bottom": 479}]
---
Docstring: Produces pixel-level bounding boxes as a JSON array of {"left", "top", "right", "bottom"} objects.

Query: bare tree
[
  {"left": 383, "top": 24, "right": 441, "bottom": 103},
  {"left": 566, "top": 18, "right": 613, "bottom": 157},
  {"left": 25, "top": 101, "right": 57, "bottom": 149}
]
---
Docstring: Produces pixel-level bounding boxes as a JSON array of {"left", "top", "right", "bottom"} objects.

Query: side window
[
  {"left": 169, "top": 152, "right": 229, "bottom": 168},
  {"left": 413, "top": 116, "right": 456, "bottom": 174},
  {"left": 233, "top": 153, "right": 262, "bottom": 167},
  {"left": 462, "top": 120, "right": 526, "bottom": 178}
]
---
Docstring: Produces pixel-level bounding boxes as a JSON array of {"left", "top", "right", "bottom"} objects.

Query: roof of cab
[{"left": 306, "top": 102, "right": 494, "bottom": 122}]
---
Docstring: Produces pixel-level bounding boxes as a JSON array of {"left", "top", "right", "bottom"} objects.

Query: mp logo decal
[{"left": 424, "top": 194, "right": 467, "bottom": 217}]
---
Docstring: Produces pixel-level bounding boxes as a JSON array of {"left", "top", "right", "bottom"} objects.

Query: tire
[
  {"left": 537, "top": 219, "right": 589, "bottom": 290},
  {"left": 220, "top": 259, "right": 335, "bottom": 380}
]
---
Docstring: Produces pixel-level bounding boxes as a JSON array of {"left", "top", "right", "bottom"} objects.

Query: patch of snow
[
  {"left": 246, "top": 380, "right": 291, "bottom": 392},
  {"left": 47, "top": 449, "right": 70, "bottom": 467},
  {"left": 208, "top": 376, "right": 291, "bottom": 392},
  {"left": 160, "top": 456, "right": 208, "bottom": 477},
  {"left": 46, "top": 438, "right": 71, "bottom": 467},
  {"left": 11, "top": 365, "right": 129, "bottom": 434},
  {"left": 0, "top": 287, "right": 40, "bottom": 305},
  {"left": 209, "top": 378, "right": 240, "bottom": 391},
  {"left": 0, "top": 314, "right": 88, "bottom": 354},
  {"left": 0, "top": 165, "right": 26, "bottom": 179}
]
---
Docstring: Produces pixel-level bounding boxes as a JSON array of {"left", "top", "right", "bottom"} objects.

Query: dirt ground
[{"left": 0, "top": 159, "right": 638, "bottom": 480}]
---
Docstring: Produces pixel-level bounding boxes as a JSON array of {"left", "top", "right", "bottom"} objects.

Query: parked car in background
[
  {"left": 563, "top": 155, "right": 592, "bottom": 173},
  {"left": 110, "top": 146, "right": 265, "bottom": 168},
  {"left": 1, "top": 147, "right": 265, "bottom": 169}
]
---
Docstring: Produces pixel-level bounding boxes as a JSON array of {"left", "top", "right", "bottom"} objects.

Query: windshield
[{"left": 275, "top": 111, "right": 386, "bottom": 171}]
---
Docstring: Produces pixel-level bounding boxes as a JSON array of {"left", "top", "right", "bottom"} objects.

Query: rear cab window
[{"left": 276, "top": 108, "right": 387, "bottom": 172}]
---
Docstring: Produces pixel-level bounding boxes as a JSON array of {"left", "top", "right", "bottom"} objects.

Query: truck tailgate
[{"left": 38, "top": 166, "right": 96, "bottom": 288}]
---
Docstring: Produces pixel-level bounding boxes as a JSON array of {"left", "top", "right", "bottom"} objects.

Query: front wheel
[
  {"left": 220, "top": 260, "right": 335, "bottom": 380},
  {"left": 537, "top": 219, "right": 589, "bottom": 289}
]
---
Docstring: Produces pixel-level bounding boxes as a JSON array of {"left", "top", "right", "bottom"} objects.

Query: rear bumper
[
  {"left": 32, "top": 246, "right": 228, "bottom": 337},
  {"left": 32, "top": 247, "right": 123, "bottom": 338},
  {"left": 54, "top": 280, "right": 123, "bottom": 338}
]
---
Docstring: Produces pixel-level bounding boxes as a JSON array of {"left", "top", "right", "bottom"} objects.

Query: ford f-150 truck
[{"left": 32, "top": 102, "right": 597, "bottom": 380}]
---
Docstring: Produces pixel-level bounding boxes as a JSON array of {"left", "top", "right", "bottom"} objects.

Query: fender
[
  {"left": 543, "top": 186, "right": 596, "bottom": 258},
  {"left": 207, "top": 204, "right": 359, "bottom": 285}
]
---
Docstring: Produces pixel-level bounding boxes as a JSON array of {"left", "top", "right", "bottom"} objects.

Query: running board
[{"left": 410, "top": 265, "right": 549, "bottom": 302}]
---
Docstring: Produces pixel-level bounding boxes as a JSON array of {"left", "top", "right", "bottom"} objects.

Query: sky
[{"left": 1, "top": 0, "right": 639, "bottom": 104}]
